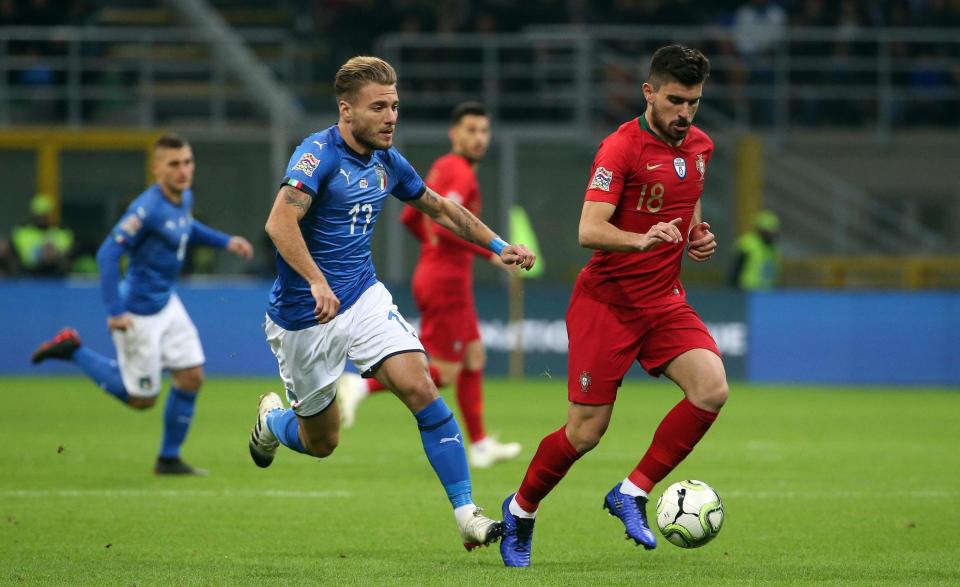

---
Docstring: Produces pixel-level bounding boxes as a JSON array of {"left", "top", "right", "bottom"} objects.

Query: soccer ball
[{"left": 656, "top": 480, "right": 724, "bottom": 548}]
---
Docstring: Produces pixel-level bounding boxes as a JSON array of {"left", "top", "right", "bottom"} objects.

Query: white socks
[
  {"left": 619, "top": 477, "right": 649, "bottom": 499},
  {"left": 454, "top": 504, "right": 477, "bottom": 527},
  {"left": 508, "top": 495, "right": 537, "bottom": 519}
]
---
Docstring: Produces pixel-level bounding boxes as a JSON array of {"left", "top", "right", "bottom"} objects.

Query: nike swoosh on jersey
[{"left": 645, "top": 163, "right": 663, "bottom": 170}]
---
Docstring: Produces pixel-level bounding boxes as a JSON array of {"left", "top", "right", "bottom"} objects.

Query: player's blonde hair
[{"left": 335, "top": 56, "right": 398, "bottom": 103}]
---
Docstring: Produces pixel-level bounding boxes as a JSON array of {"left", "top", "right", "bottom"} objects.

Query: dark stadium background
[{"left": 1, "top": 0, "right": 957, "bottom": 384}]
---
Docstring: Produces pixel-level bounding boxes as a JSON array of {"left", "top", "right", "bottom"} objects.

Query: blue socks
[
  {"left": 267, "top": 408, "right": 307, "bottom": 454},
  {"left": 415, "top": 397, "right": 473, "bottom": 509},
  {"left": 159, "top": 387, "right": 197, "bottom": 459},
  {"left": 73, "top": 347, "right": 129, "bottom": 403}
]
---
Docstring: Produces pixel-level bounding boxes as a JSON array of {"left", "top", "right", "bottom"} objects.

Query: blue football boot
[
  {"left": 603, "top": 482, "right": 657, "bottom": 549},
  {"left": 500, "top": 494, "right": 536, "bottom": 567}
]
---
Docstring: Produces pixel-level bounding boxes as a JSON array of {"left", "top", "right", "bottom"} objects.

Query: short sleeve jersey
[
  {"left": 268, "top": 125, "right": 426, "bottom": 330},
  {"left": 108, "top": 184, "right": 197, "bottom": 315},
  {"left": 578, "top": 116, "right": 714, "bottom": 308},
  {"left": 410, "top": 153, "right": 487, "bottom": 277}
]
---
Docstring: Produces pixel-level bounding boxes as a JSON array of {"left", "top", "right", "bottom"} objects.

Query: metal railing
[
  {"left": 378, "top": 26, "right": 960, "bottom": 138},
  {"left": 0, "top": 26, "right": 295, "bottom": 129}
]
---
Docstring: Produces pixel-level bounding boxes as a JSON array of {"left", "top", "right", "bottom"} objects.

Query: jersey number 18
[{"left": 637, "top": 182, "right": 665, "bottom": 213}]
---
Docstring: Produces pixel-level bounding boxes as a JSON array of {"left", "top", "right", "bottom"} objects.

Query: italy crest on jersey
[
  {"left": 673, "top": 157, "right": 686, "bottom": 179},
  {"left": 696, "top": 153, "right": 706, "bottom": 181},
  {"left": 374, "top": 163, "right": 387, "bottom": 191}
]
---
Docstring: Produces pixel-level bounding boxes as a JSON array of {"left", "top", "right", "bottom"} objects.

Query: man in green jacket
[
  {"left": 10, "top": 194, "right": 73, "bottom": 276},
  {"left": 729, "top": 210, "right": 781, "bottom": 290}
]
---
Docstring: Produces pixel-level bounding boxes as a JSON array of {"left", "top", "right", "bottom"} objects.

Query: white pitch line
[
  {"left": 0, "top": 489, "right": 352, "bottom": 499},
  {"left": 720, "top": 490, "right": 960, "bottom": 499}
]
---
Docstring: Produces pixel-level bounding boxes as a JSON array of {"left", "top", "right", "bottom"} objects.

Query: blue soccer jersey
[
  {"left": 97, "top": 184, "right": 229, "bottom": 317},
  {"left": 267, "top": 125, "right": 426, "bottom": 330}
]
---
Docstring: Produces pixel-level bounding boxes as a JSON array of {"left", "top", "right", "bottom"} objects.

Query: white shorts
[
  {"left": 111, "top": 293, "right": 205, "bottom": 397},
  {"left": 264, "top": 281, "right": 424, "bottom": 417}
]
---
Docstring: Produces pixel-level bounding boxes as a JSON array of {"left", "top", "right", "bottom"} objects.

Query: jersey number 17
[{"left": 349, "top": 203, "right": 373, "bottom": 235}]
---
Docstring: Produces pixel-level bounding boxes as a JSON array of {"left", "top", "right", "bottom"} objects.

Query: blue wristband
[{"left": 488, "top": 237, "right": 508, "bottom": 255}]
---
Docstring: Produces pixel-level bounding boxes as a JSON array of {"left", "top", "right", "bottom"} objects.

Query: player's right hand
[
  {"left": 637, "top": 218, "right": 683, "bottom": 252},
  {"left": 500, "top": 243, "right": 536, "bottom": 271},
  {"left": 310, "top": 282, "right": 340, "bottom": 324},
  {"left": 490, "top": 253, "right": 519, "bottom": 273},
  {"left": 107, "top": 314, "right": 134, "bottom": 331}
]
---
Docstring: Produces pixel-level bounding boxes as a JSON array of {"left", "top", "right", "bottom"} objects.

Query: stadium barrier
[
  {"left": 3, "top": 280, "right": 955, "bottom": 385},
  {"left": 748, "top": 291, "right": 960, "bottom": 386}
]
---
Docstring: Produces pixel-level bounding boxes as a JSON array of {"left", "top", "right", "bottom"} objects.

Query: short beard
[
  {"left": 651, "top": 107, "right": 686, "bottom": 142},
  {"left": 457, "top": 151, "right": 481, "bottom": 165},
  {"left": 352, "top": 124, "right": 390, "bottom": 152}
]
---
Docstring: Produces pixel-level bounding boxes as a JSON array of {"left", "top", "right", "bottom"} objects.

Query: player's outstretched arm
[
  {"left": 579, "top": 201, "right": 683, "bottom": 252},
  {"left": 408, "top": 187, "right": 535, "bottom": 270},
  {"left": 265, "top": 185, "right": 339, "bottom": 323},
  {"left": 189, "top": 220, "right": 254, "bottom": 260},
  {"left": 226, "top": 236, "right": 254, "bottom": 259}
]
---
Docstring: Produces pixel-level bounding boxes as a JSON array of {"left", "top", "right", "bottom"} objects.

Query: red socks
[
  {"left": 366, "top": 364, "right": 445, "bottom": 394},
  {"left": 366, "top": 378, "right": 388, "bottom": 393},
  {"left": 628, "top": 398, "right": 719, "bottom": 492},
  {"left": 515, "top": 426, "right": 582, "bottom": 512},
  {"left": 456, "top": 368, "right": 485, "bottom": 443}
]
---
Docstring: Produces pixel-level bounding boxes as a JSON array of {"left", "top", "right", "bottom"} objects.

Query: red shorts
[
  {"left": 412, "top": 273, "right": 480, "bottom": 362},
  {"left": 566, "top": 286, "right": 720, "bottom": 405}
]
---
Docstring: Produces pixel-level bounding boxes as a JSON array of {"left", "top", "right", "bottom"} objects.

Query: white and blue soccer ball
[{"left": 656, "top": 479, "right": 724, "bottom": 548}]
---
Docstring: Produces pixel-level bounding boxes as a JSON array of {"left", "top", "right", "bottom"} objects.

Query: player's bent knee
[
  {"left": 396, "top": 375, "right": 438, "bottom": 407},
  {"left": 172, "top": 367, "right": 204, "bottom": 391},
  {"left": 304, "top": 432, "right": 339, "bottom": 458},
  {"left": 566, "top": 424, "right": 605, "bottom": 453},
  {"left": 691, "top": 379, "right": 728, "bottom": 412},
  {"left": 127, "top": 396, "right": 157, "bottom": 410}
]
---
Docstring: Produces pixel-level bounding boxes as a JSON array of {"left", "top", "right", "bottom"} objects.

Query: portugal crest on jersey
[
  {"left": 579, "top": 371, "right": 592, "bottom": 393},
  {"left": 673, "top": 157, "right": 686, "bottom": 179},
  {"left": 696, "top": 153, "right": 706, "bottom": 181},
  {"left": 374, "top": 163, "right": 387, "bottom": 191}
]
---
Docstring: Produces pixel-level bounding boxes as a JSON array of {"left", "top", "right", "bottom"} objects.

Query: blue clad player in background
[
  {"left": 247, "top": 56, "right": 536, "bottom": 550},
  {"left": 32, "top": 134, "right": 254, "bottom": 475}
]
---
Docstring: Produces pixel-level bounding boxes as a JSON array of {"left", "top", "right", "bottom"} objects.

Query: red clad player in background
[
  {"left": 337, "top": 102, "right": 522, "bottom": 469},
  {"left": 499, "top": 45, "right": 726, "bottom": 567}
]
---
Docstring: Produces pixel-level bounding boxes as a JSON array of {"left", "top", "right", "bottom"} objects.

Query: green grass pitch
[{"left": 2, "top": 376, "right": 958, "bottom": 585}]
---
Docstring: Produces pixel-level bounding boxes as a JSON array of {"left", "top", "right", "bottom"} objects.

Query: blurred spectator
[
  {"left": 9, "top": 194, "right": 74, "bottom": 277},
  {"left": 731, "top": 0, "right": 787, "bottom": 126},
  {"left": 0, "top": 233, "right": 17, "bottom": 276},
  {"left": 733, "top": 0, "right": 786, "bottom": 56},
  {"left": 729, "top": 210, "right": 781, "bottom": 290}
]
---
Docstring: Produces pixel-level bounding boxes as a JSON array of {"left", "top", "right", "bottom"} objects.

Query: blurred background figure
[
  {"left": 8, "top": 194, "right": 73, "bottom": 277},
  {"left": 729, "top": 210, "right": 781, "bottom": 291}
]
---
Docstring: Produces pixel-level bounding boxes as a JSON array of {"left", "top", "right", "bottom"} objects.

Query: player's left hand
[
  {"left": 500, "top": 243, "right": 536, "bottom": 271},
  {"left": 227, "top": 236, "right": 254, "bottom": 260},
  {"left": 687, "top": 222, "right": 716, "bottom": 262}
]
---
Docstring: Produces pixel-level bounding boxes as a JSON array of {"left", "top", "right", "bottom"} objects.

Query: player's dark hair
[
  {"left": 335, "top": 56, "right": 398, "bottom": 103},
  {"left": 153, "top": 133, "right": 188, "bottom": 151},
  {"left": 648, "top": 45, "right": 710, "bottom": 88},
  {"left": 450, "top": 101, "right": 487, "bottom": 125}
]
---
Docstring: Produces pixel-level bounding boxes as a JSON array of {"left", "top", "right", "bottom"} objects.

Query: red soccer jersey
[
  {"left": 400, "top": 153, "right": 495, "bottom": 284},
  {"left": 578, "top": 116, "right": 713, "bottom": 308}
]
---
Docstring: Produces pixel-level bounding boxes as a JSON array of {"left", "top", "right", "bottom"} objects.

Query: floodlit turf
[{"left": 2, "top": 376, "right": 959, "bottom": 585}]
